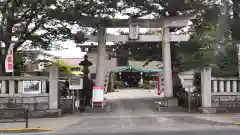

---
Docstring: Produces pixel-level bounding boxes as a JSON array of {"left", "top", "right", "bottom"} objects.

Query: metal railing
[
  {"left": 0, "top": 108, "right": 28, "bottom": 128},
  {"left": 177, "top": 91, "right": 201, "bottom": 111}
]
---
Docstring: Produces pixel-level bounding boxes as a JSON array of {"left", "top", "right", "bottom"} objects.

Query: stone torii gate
[{"left": 79, "top": 15, "right": 195, "bottom": 107}]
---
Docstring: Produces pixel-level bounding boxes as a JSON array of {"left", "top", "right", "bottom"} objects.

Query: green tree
[
  {"left": 114, "top": 0, "right": 238, "bottom": 96},
  {"left": 123, "top": 0, "right": 237, "bottom": 75},
  {"left": 13, "top": 53, "right": 27, "bottom": 75},
  {"left": 180, "top": 0, "right": 239, "bottom": 77},
  {"left": 0, "top": 0, "right": 120, "bottom": 75}
]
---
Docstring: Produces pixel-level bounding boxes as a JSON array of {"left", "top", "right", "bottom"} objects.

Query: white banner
[{"left": 5, "top": 44, "right": 14, "bottom": 72}]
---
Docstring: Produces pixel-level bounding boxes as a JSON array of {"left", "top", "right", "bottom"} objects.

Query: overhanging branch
[{"left": 13, "top": 4, "right": 46, "bottom": 52}]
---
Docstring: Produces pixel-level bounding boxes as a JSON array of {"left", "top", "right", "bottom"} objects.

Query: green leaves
[
  {"left": 14, "top": 53, "right": 27, "bottom": 74},
  {"left": 0, "top": 0, "right": 237, "bottom": 77},
  {"left": 212, "top": 44, "right": 238, "bottom": 77},
  {"left": 0, "top": 0, "right": 119, "bottom": 73}
]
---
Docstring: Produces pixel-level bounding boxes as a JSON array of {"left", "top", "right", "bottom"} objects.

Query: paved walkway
[
  {"left": 106, "top": 89, "right": 158, "bottom": 99},
  {"left": 0, "top": 89, "right": 240, "bottom": 132},
  {"left": 195, "top": 114, "right": 240, "bottom": 124},
  {"left": 1, "top": 113, "right": 239, "bottom": 132}
]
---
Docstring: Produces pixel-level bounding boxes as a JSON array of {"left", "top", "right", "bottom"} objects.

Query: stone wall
[{"left": 0, "top": 95, "right": 62, "bottom": 117}]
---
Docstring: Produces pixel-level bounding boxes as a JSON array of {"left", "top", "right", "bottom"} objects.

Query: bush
[
  {"left": 114, "top": 81, "right": 125, "bottom": 89},
  {"left": 138, "top": 82, "right": 156, "bottom": 89},
  {"left": 193, "top": 70, "right": 201, "bottom": 94}
]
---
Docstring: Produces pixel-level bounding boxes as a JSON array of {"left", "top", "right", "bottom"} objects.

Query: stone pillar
[
  {"left": 162, "top": 27, "right": 173, "bottom": 98},
  {"left": 49, "top": 64, "right": 59, "bottom": 110},
  {"left": 201, "top": 67, "right": 215, "bottom": 113},
  {"left": 160, "top": 27, "right": 178, "bottom": 107},
  {"left": 9, "top": 80, "right": 15, "bottom": 96},
  {"left": 1, "top": 81, "right": 6, "bottom": 94},
  {"left": 18, "top": 81, "right": 23, "bottom": 94},
  {"left": 95, "top": 27, "right": 106, "bottom": 87},
  {"left": 109, "top": 73, "right": 114, "bottom": 92},
  {"left": 42, "top": 81, "right": 47, "bottom": 93}
]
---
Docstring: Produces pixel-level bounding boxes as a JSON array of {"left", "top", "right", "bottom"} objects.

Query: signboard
[
  {"left": 69, "top": 75, "right": 83, "bottom": 90},
  {"left": 5, "top": 44, "right": 14, "bottom": 72},
  {"left": 23, "top": 81, "right": 41, "bottom": 94},
  {"left": 92, "top": 86, "right": 104, "bottom": 102}
]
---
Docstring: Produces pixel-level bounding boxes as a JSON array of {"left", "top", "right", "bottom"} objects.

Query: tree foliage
[
  {"left": 0, "top": 0, "right": 120, "bottom": 75},
  {"left": 13, "top": 53, "right": 26, "bottom": 75},
  {"left": 1, "top": 0, "right": 238, "bottom": 78},
  {"left": 118, "top": 0, "right": 238, "bottom": 77}
]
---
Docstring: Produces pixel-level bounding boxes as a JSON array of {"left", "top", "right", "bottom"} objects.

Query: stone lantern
[
  {"left": 79, "top": 55, "right": 93, "bottom": 110},
  {"left": 79, "top": 55, "right": 93, "bottom": 78}
]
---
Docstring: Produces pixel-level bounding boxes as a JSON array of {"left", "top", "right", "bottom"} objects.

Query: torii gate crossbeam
[{"left": 85, "top": 34, "right": 189, "bottom": 42}]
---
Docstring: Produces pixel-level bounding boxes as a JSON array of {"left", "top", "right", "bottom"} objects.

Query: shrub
[
  {"left": 138, "top": 82, "right": 156, "bottom": 89},
  {"left": 193, "top": 70, "right": 201, "bottom": 94},
  {"left": 114, "top": 81, "right": 125, "bottom": 89}
]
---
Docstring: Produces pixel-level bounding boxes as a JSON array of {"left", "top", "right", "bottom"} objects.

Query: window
[{"left": 23, "top": 81, "right": 41, "bottom": 94}]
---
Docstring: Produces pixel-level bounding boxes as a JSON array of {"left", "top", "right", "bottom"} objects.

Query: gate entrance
[{"left": 77, "top": 15, "right": 196, "bottom": 108}]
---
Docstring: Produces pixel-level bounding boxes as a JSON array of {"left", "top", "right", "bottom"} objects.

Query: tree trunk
[
  {"left": 0, "top": 52, "right": 5, "bottom": 76},
  {"left": 0, "top": 62, "right": 5, "bottom": 76},
  {"left": 171, "top": 44, "right": 184, "bottom": 97},
  {"left": 172, "top": 69, "right": 184, "bottom": 97}
]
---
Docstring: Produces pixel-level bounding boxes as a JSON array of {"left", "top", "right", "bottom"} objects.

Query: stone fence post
[
  {"left": 200, "top": 67, "right": 215, "bottom": 113},
  {"left": 49, "top": 64, "right": 59, "bottom": 110}
]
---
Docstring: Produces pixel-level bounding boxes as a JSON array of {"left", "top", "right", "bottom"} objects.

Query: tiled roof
[{"left": 129, "top": 61, "right": 162, "bottom": 70}]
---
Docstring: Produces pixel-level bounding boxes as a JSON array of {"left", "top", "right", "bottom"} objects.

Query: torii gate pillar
[
  {"left": 162, "top": 27, "right": 178, "bottom": 106},
  {"left": 162, "top": 27, "right": 173, "bottom": 98},
  {"left": 95, "top": 27, "right": 106, "bottom": 87}
]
